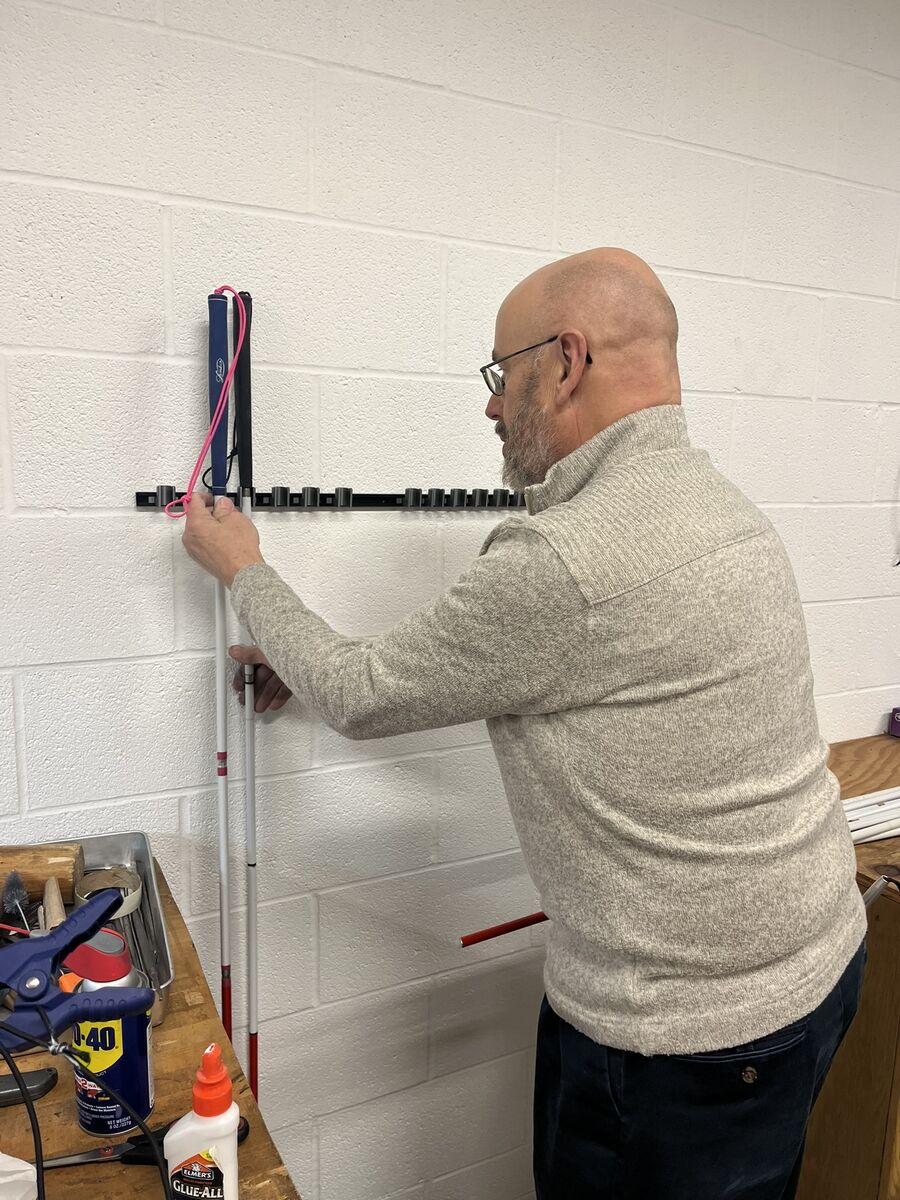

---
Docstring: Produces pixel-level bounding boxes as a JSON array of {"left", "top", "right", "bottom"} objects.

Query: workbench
[
  {"left": 1, "top": 867, "right": 300, "bottom": 1199},
  {"left": 799, "top": 733, "right": 900, "bottom": 1200}
]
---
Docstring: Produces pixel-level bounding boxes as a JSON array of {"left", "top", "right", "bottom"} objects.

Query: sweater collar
[{"left": 524, "top": 405, "right": 689, "bottom": 515}]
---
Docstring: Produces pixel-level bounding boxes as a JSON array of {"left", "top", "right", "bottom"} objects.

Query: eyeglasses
[{"left": 479, "top": 335, "right": 592, "bottom": 396}]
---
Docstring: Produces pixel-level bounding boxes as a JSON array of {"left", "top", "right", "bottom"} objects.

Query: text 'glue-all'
[{"left": 163, "top": 1043, "right": 239, "bottom": 1199}]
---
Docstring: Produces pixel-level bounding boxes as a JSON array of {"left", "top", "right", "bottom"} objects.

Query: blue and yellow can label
[{"left": 73, "top": 1008, "right": 154, "bottom": 1136}]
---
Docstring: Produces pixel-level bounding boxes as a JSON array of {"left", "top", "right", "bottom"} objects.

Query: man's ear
[{"left": 554, "top": 330, "right": 589, "bottom": 404}]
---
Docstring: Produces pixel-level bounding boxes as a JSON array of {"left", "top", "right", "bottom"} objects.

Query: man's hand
[
  {"left": 229, "top": 644, "right": 294, "bottom": 713},
  {"left": 182, "top": 493, "right": 264, "bottom": 588}
]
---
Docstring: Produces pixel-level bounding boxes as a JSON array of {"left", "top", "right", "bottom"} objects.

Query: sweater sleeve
[{"left": 229, "top": 522, "right": 587, "bottom": 739}]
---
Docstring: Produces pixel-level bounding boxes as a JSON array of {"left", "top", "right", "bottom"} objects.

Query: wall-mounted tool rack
[{"left": 135, "top": 486, "right": 528, "bottom": 511}]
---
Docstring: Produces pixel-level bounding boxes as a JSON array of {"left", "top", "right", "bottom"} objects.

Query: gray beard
[{"left": 500, "top": 370, "right": 559, "bottom": 490}]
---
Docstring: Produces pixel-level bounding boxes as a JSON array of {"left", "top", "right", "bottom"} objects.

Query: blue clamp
[{"left": 0, "top": 890, "right": 155, "bottom": 1053}]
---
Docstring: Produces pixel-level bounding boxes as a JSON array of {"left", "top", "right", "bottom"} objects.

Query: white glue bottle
[{"left": 164, "top": 1042, "right": 240, "bottom": 1199}]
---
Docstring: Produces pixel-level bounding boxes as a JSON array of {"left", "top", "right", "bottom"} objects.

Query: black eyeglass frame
[{"left": 479, "top": 335, "right": 592, "bottom": 396}]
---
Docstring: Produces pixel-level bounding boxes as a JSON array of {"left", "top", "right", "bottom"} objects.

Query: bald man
[{"left": 183, "top": 248, "right": 866, "bottom": 1200}]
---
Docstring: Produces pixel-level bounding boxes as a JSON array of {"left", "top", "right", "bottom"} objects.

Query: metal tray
[{"left": 76, "top": 831, "right": 174, "bottom": 1026}]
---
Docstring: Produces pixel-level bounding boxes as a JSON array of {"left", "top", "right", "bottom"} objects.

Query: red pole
[
  {"left": 248, "top": 1031, "right": 258, "bottom": 1098},
  {"left": 459, "top": 911, "right": 547, "bottom": 947},
  {"left": 221, "top": 969, "right": 232, "bottom": 1041}
]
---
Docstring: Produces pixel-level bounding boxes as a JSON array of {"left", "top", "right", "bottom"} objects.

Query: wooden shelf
[{"left": 1, "top": 863, "right": 300, "bottom": 1199}]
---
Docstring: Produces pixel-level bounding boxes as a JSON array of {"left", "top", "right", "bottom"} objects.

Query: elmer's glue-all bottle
[{"left": 164, "top": 1043, "right": 239, "bottom": 1199}]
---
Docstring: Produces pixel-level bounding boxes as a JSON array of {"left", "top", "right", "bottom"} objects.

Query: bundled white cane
[
  {"left": 231, "top": 291, "right": 259, "bottom": 1099},
  {"left": 844, "top": 785, "right": 900, "bottom": 844},
  {"left": 207, "top": 292, "right": 234, "bottom": 1044}
]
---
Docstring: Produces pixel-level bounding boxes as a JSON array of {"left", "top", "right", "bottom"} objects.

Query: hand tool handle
[
  {"left": 42, "top": 877, "right": 66, "bottom": 930},
  {"left": 0, "top": 1066, "right": 57, "bottom": 1108},
  {"left": 0, "top": 842, "right": 85, "bottom": 904}
]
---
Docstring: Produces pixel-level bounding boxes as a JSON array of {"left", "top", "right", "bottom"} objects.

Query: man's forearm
[
  {"left": 231, "top": 562, "right": 487, "bottom": 738},
  {"left": 229, "top": 526, "right": 585, "bottom": 739},
  {"left": 231, "top": 563, "right": 389, "bottom": 738}
]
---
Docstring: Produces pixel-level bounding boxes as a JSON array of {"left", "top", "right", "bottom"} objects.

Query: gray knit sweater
[{"left": 231, "top": 405, "right": 866, "bottom": 1055}]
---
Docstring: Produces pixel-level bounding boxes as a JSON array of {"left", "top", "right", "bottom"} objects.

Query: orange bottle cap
[{"left": 193, "top": 1043, "right": 233, "bottom": 1117}]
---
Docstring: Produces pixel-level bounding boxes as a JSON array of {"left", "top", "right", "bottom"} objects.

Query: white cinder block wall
[{"left": 2, "top": 0, "right": 899, "bottom": 1196}]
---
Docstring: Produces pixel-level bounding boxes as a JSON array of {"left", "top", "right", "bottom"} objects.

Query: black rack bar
[{"left": 135, "top": 486, "right": 527, "bottom": 512}]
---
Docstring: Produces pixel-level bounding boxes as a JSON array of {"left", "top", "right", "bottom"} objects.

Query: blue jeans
[{"left": 534, "top": 940, "right": 866, "bottom": 1199}]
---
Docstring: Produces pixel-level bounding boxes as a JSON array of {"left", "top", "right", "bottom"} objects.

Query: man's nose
[{"left": 485, "top": 392, "right": 503, "bottom": 422}]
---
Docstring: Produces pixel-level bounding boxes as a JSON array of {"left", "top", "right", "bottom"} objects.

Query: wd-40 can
[{"left": 65, "top": 927, "right": 155, "bottom": 1136}]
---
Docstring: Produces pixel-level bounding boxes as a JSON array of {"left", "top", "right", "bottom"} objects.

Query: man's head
[{"left": 484, "top": 248, "right": 681, "bottom": 489}]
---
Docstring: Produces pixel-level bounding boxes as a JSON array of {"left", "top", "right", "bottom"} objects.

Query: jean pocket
[{"left": 673, "top": 1014, "right": 810, "bottom": 1064}]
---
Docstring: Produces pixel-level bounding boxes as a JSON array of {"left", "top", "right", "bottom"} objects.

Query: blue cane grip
[{"left": 208, "top": 293, "right": 230, "bottom": 496}]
